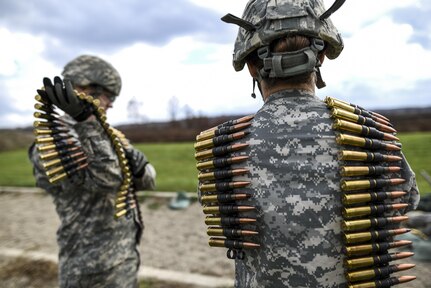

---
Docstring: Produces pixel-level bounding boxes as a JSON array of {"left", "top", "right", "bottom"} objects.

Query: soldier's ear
[
  {"left": 246, "top": 62, "right": 258, "bottom": 78},
  {"left": 318, "top": 52, "right": 326, "bottom": 65}
]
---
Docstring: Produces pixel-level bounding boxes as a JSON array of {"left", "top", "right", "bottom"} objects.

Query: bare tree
[
  {"left": 182, "top": 104, "right": 194, "bottom": 119},
  {"left": 127, "top": 97, "right": 147, "bottom": 123},
  {"left": 168, "top": 96, "right": 180, "bottom": 121}
]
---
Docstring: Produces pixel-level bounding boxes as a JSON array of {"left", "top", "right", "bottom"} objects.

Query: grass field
[
  {"left": 0, "top": 142, "right": 198, "bottom": 192},
  {"left": 0, "top": 132, "right": 430, "bottom": 194},
  {"left": 398, "top": 132, "right": 431, "bottom": 194}
]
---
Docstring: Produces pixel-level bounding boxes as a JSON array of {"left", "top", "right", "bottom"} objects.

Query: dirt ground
[{"left": 1, "top": 192, "right": 430, "bottom": 288}]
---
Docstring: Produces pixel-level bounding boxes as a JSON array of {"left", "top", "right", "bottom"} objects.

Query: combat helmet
[
  {"left": 62, "top": 55, "right": 122, "bottom": 97},
  {"left": 222, "top": 0, "right": 345, "bottom": 88}
]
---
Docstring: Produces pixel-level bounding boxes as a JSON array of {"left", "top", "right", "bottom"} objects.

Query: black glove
[
  {"left": 125, "top": 148, "right": 149, "bottom": 178},
  {"left": 38, "top": 76, "right": 94, "bottom": 122}
]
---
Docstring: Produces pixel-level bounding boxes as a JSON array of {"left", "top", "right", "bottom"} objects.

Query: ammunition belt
[
  {"left": 325, "top": 97, "right": 416, "bottom": 287},
  {"left": 33, "top": 91, "right": 135, "bottom": 219},
  {"left": 194, "top": 115, "right": 259, "bottom": 260}
]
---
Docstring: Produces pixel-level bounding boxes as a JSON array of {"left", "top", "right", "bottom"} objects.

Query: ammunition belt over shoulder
[
  {"left": 325, "top": 97, "right": 416, "bottom": 287},
  {"left": 194, "top": 115, "right": 259, "bottom": 260}
]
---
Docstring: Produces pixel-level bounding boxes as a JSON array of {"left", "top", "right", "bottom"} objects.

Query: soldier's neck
[{"left": 262, "top": 82, "right": 315, "bottom": 102}]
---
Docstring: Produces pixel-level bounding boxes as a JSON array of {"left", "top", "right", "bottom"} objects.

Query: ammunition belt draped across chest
[
  {"left": 325, "top": 96, "right": 416, "bottom": 288},
  {"left": 33, "top": 91, "right": 137, "bottom": 219}
]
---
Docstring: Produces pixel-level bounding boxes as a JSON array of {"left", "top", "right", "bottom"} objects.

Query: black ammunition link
[
  {"left": 55, "top": 140, "right": 77, "bottom": 149},
  {"left": 369, "top": 242, "right": 389, "bottom": 254},
  {"left": 220, "top": 217, "right": 242, "bottom": 225},
  {"left": 222, "top": 228, "right": 244, "bottom": 237},
  {"left": 217, "top": 193, "right": 250, "bottom": 203},
  {"left": 213, "top": 170, "right": 234, "bottom": 179},
  {"left": 227, "top": 248, "right": 246, "bottom": 260},
  {"left": 64, "top": 164, "right": 83, "bottom": 176},
  {"left": 371, "top": 253, "right": 394, "bottom": 266},
  {"left": 369, "top": 179, "right": 393, "bottom": 189},
  {"left": 360, "top": 115, "right": 375, "bottom": 128},
  {"left": 350, "top": 102, "right": 365, "bottom": 111},
  {"left": 365, "top": 152, "right": 375, "bottom": 161},
  {"left": 370, "top": 192, "right": 390, "bottom": 202},
  {"left": 218, "top": 205, "right": 239, "bottom": 214},
  {"left": 224, "top": 239, "right": 246, "bottom": 249},
  {"left": 216, "top": 194, "right": 237, "bottom": 202},
  {"left": 375, "top": 242, "right": 391, "bottom": 253},
  {"left": 370, "top": 205, "right": 390, "bottom": 215},
  {"left": 219, "top": 119, "right": 235, "bottom": 128},
  {"left": 49, "top": 128, "right": 67, "bottom": 135},
  {"left": 357, "top": 108, "right": 373, "bottom": 119},
  {"left": 366, "top": 126, "right": 385, "bottom": 140},
  {"left": 369, "top": 217, "right": 389, "bottom": 229},
  {"left": 62, "top": 159, "right": 81, "bottom": 170},
  {"left": 375, "top": 230, "right": 395, "bottom": 241},
  {"left": 212, "top": 145, "right": 232, "bottom": 157},
  {"left": 215, "top": 182, "right": 234, "bottom": 192},
  {"left": 213, "top": 157, "right": 232, "bottom": 168},
  {"left": 370, "top": 152, "right": 384, "bottom": 162},
  {"left": 359, "top": 116, "right": 376, "bottom": 127},
  {"left": 216, "top": 125, "right": 235, "bottom": 136},
  {"left": 56, "top": 147, "right": 79, "bottom": 157},
  {"left": 374, "top": 277, "right": 401, "bottom": 288},
  {"left": 373, "top": 265, "right": 397, "bottom": 279},
  {"left": 368, "top": 166, "right": 386, "bottom": 175},
  {"left": 363, "top": 138, "right": 384, "bottom": 150},
  {"left": 351, "top": 230, "right": 395, "bottom": 243},
  {"left": 213, "top": 134, "right": 235, "bottom": 146},
  {"left": 360, "top": 125, "right": 369, "bottom": 136}
]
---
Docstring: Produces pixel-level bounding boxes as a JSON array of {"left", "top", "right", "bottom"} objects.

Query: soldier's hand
[
  {"left": 125, "top": 148, "right": 149, "bottom": 178},
  {"left": 38, "top": 76, "right": 94, "bottom": 122}
]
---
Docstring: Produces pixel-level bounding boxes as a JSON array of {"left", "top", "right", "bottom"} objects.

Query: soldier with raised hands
[
  {"left": 194, "top": 0, "right": 420, "bottom": 287},
  {"left": 29, "top": 55, "right": 156, "bottom": 287}
]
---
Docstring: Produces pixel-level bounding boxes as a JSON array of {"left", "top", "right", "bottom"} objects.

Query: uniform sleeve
[
  {"left": 400, "top": 152, "right": 420, "bottom": 212},
  {"left": 72, "top": 119, "right": 123, "bottom": 192},
  {"left": 125, "top": 146, "right": 156, "bottom": 191}
]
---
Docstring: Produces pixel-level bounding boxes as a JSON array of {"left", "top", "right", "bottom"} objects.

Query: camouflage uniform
[
  {"left": 215, "top": 1, "right": 420, "bottom": 287},
  {"left": 29, "top": 114, "right": 155, "bottom": 287},
  {"left": 232, "top": 89, "right": 419, "bottom": 288},
  {"left": 29, "top": 55, "right": 156, "bottom": 287}
]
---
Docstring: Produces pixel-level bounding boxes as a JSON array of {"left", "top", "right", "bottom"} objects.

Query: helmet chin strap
[
  {"left": 251, "top": 78, "right": 265, "bottom": 100},
  {"left": 251, "top": 79, "right": 257, "bottom": 99},
  {"left": 320, "top": 0, "right": 346, "bottom": 20},
  {"left": 315, "top": 67, "right": 326, "bottom": 89},
  {"left": 252, "top": 37, "right": 327, "bottom": 92}
]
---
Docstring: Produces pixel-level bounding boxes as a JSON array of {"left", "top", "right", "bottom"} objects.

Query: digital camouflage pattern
[
  {"left": 29, "top": 115, "right": 155, "bottom": 286},
  {"left": 231, "top": 89, "right": 419, "bottom": 288},
  {"left": 61, "top": 256, "right": 139, "bottom": 288},
  {"left": 62, "top": 55, "right": 122, "bottom": 96},
  {"left": 231, "top": 0, "right": 344, "bottom": 71}
]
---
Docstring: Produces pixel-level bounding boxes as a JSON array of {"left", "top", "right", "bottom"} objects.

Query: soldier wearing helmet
[
  {"left": 216, "top": 1, "right": 419, "bottom": 287},
  {"left": 29, "top": 55, "right": 156, "bottom": 287}
]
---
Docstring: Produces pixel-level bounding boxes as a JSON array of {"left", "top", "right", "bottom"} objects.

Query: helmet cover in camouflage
[
  {"left": 62, "top": 55, "right": 122, "bottom": 96},
  {"left": 230, "top": 0, "right": 344, "bottom": 71}
]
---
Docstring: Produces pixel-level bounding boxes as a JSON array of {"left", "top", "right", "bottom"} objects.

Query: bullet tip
[{"left": 399, "top": 275, "right": 417, "bottom": 283}]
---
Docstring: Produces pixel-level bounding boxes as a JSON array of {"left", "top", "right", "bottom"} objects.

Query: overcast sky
[{"left": 0, "top": 0, "right": 430, "bottom": 128}]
